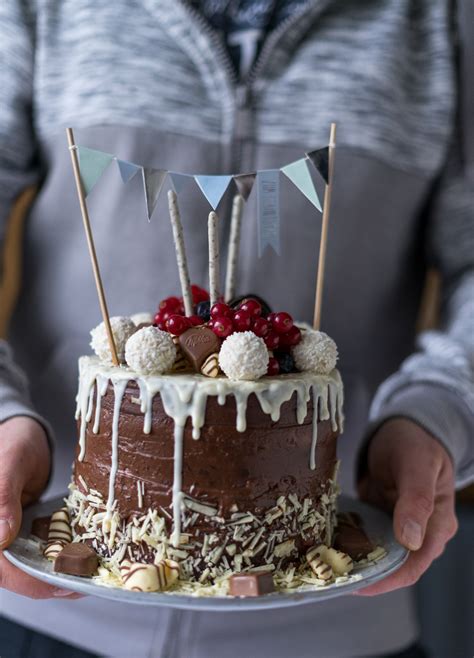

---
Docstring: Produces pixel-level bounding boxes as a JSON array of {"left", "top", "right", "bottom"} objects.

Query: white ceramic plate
[{"left": 4, "top": 494, "right": 408, "bottom": 612}]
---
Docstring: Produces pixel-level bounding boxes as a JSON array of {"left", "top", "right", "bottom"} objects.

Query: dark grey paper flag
[
  {"left": 306, "top": 146, "right": 329, "bottom": 184},
  {"left": 234, "top": 172, "right": 256, "bottom": 201},
  {"left": 257, "top": 169, "right": 280, "bottom": 257},
  {"left": 117, "top": 159, "right": 141, "bottom": 184},
  {"left": 77, "top": 146, "right": 114, "bottom": 196},
  {"left": 169, "top": 172, "right": 193, "bottom": 195},
  {"left": 142, "top": 168, "right": 167, "bottom": 220}
]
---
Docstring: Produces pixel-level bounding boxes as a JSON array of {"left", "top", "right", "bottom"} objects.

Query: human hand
[
  {"left": 0, "top": 416, "right": 78, "bottom": 598},
  {"left": 356, "top": 418, "right": 458, "bottom": 596}
]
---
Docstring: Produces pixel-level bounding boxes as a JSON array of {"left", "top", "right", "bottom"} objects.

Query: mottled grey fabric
[{"left": 0, "top": 1, "right": 473, "bottom": 656}]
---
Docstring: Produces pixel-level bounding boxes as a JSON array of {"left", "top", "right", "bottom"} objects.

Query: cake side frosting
[{"left": 68, "top": 356, "right": 344, "bottom": 584}]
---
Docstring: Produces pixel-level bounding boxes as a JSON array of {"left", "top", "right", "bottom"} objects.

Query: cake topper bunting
[
  {"left": 66, "top": 128, "right": 119, "bottom": 366},
  {"left": 313, "top": 123, "right": 337, "bottom": 330}
]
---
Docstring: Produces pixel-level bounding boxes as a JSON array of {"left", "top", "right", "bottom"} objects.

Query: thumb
[
  {"left": 393, "top": 461, "right": 437, "bottom": 551},
  {"left": 0, "top": 470, "right": 24, "bottom": 550}
]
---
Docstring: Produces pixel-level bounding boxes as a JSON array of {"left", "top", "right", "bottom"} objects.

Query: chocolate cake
[
  {"left": 68, "top": 357, "right": 343, "bottom": 585},
  {"left": 38, "top": 292, "right": 373, "bottom": 595}
]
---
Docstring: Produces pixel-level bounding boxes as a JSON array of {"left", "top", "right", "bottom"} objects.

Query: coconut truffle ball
[
  {"left": 219, "top": 332, "right": 269, "bottom": 380},
  {"left": 130, "top": 312, "right": 154, "bottom": 326},
  {"left": 90, "top": 316, "right": 136, "bottom": 364},
  {"left": 125, "top": 326, "right": 176, "bottom": 375},
  {"left": 292, "top": 330, "right": 338, "bottom": 375}
]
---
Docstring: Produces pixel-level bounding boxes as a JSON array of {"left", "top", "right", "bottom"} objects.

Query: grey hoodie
[{"left": 0, "top": 1, "right": 473, "bottom": 656}]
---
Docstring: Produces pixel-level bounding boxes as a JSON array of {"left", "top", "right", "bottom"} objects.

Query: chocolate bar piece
[
  {"left": 336, "top": 511, "right": 362, "bottom": 529},
  {"left": 333, "top": 525, "right": 374, "bottom": 561},
  {"left": 179, "top": 327, "right": 220, "bottom": 372},
  {"left": 54, "top": 542, "right": 99, "bottom": 577},
  {"left": 229, "top": 572, "right": 275, "bottom": 597},
  {"left": 31, "top": 516, "right": 51, "bottom": 541}
]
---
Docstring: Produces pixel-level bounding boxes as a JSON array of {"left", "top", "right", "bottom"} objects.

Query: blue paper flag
[
  {"left": 281, "top": 158, "right": 322, "bottom": 211},
  {"left": 142, "top": 168, "right": 167, "bottom": 220},
  {"left": 77, "top": 147, "right": 114, "bottom": 196},
  {"left": 194, "top": 175, "right": 232, "bottom": 210},
  {"left": 117, "top": 159, "right": 141, "bottom": 184},
  {"left": 257, "top": 169, "right": 280, "bottom": 257},
  {"left": 169, "top": 172, "right": 193, "bottom": 195}
]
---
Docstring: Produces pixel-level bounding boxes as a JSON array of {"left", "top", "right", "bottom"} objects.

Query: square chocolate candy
[{"left": 229, "top": 572, "right": 275, "bottom": 597}]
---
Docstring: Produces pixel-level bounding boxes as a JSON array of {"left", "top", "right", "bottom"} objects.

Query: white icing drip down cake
[{"left": 34, "top": 292, "right": 382, "bottom": 596}]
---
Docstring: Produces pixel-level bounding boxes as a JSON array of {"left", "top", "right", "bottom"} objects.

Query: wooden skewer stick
[
  {"left": 224, "top": 194, "right": 243, "bottom": 302},
  {"left": 313, "top": 123, "right": 337, "bottom": 331},
  {"left": 167, "top": 190, "right": 193, "bottom": 316},
  {"left": 66, "top": 127, "right": 119, "bottom": 366},
  {"left": 208, "top": 211, "right": 220, "bottom": 307}
]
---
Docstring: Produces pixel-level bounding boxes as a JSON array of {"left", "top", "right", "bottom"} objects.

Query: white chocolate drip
[
  {"left": 75, "top": 357, "right": 344, "bottom": 544},
  {"left": 93, "top": 375, "right": 109, "bottom": 434},
  {"left": 106, "top": 379, "right": 128, "bottom": 520}
]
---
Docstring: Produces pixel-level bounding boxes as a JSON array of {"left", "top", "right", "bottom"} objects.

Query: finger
[
  {"left": 0, "top": 473, "right": 23, "bottom": 550},
  {"left": 392, "top": 456, "right": 441, "bottom": 551},
  {"left": 0, "top": 553, "right": 81, "bottom": 599},
  {"left": 356, "top": 497, "right": 457, "bottom": 596}
]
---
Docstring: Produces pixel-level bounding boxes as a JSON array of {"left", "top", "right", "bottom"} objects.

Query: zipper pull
[{"left": 234, "top": 85, "right": 253, "bottom": 140}]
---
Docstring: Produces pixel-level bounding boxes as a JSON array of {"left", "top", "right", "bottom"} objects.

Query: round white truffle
[
  {"left": 90, "top": 316, "right": 136, "bottom": 364},
  {"left": 125, "top": 326, "right": 176, "bottom": 375},
  {"left": 130, "top": 312, "right": 154, "bottom": 326},
  {"left": 218, "top": 332, "right": 269, "bottom": 381},
  {"left": 292, "top": 330, "right": 338, "bottom": 374}
]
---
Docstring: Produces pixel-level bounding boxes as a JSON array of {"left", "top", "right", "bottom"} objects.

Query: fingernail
[
  {"left": 402, "top": 519, "right": 423, "bottom": 550},
  {"left": 53, "top": 588, "right": 75, "bottom": 597},
  {"left": 0, "top": 519, "right": 11, "bottom": 546}
]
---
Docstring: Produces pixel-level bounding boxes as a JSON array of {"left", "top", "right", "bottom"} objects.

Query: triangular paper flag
[
  {"left": 234, "top": 172, "right": 256, "bottom": 201},
  {"left": 194, "top": 175, "right": 232, "bottom": 210},
  {"left": 169, "top": 172, "right": 192, "bottom": 195},
  {"left": 306, "top": 146, "right": 329, "bottom": 184},
  {"left": 77, "top": 146, "right": 114, "bottom": 196},
  {"left": 116, "top": 159, "right": 141, "bottom": 184},
  {"left": 142, "top": 168, "right": 167, "bottom": 220},
  {"left": 281, "top": 158, "right": 322, "bottom": 211},
  {"left": 257, "top": 169, "right": 280, "bottom": 257}
]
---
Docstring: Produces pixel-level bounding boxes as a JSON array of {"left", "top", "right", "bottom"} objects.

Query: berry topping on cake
[
  {"left": 125, "top": 326, "right": 177, "bottom": 375},
  {"left": 292, "top": 329, "right": 338, "bottom": 374},
  {"left": 218, "top": 332, "right": 269, "bottom": 380},
  {"left": 276, "top": 352, "right": 296, "bottom": 374},
  {"left": 166, "top": 314, "right": 192, "bottom": 336},
  {"left": 267, "top": 356, "right": 280, "bottom": 376},
  {"left": 90, "top": 316, "right": 136, "bottom": 364}
]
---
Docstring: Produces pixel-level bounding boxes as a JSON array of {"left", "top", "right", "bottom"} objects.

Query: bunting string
[{"left": 74, "top": 142, "right": 331, "bottom": 258}]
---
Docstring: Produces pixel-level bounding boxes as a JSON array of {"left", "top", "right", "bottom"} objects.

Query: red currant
[
  {"left": 279, "top": 325, "right": 302, "bottom": 347},
  {"left": 189, "top": 314, "right": 204, "bottom": 326},
  {"left": 210, "top": 302, "right": 233, "bottom": 319},
  {"left": 233, "top": 309, "right": 251, "bottom": 332},
  {"left": 191, "top": 285, "right": 210, "bottom": 304},
  {"left": 272, "top": 311, "right": 294, "bottom": 334},
  {"left": 166, "top": 314, "right": 192, "bottom": 336},
  {"left": 267, "top": 357, "right": 280, "bottom": 376},
  {"left": 267, "top": 312, "right": 277, "bottom": 323},
  {"left": 264, "top": 332, "right": 280, "bottom": 350},
  {"left": 239, "top": 299, "right": 262, "bottom": 318},
  {"left": 159, "top": 296, "right": 183, "bottom": 313},
  {"left": 252, "top": 317, "right": 271, "bottom": 338},
  {"left": 153, "top": 312, "right": 168, "bottom": 331},
  {"left": 212, "top": 316, "right": 233, "bottom": 338}
]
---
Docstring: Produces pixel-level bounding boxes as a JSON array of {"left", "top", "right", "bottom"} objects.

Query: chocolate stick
[
  {"left": 313, "top": 123, "right": 337, "bottom": 331},
  {"left": 208, "top": 211, "right": 220, "bottom": 306},
  {"left": 66, "top": 128, "right": 119, "bottom": 366},
  {"left": 167, "top": 189, "right": 193, "bottom": 316},
  {"left": 224, "top": 194, "right": 243, "bottom": 302}
]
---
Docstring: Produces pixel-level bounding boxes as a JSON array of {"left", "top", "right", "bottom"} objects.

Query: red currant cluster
[
  {"left": 153, "top": 285, "right": 209, "bottom": 334},
  {"left": 208, "top": 300, "right": 302, "bottom": 376},
  {"left": 154, "top": 287, "right": 302, "bottom": 376}
]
